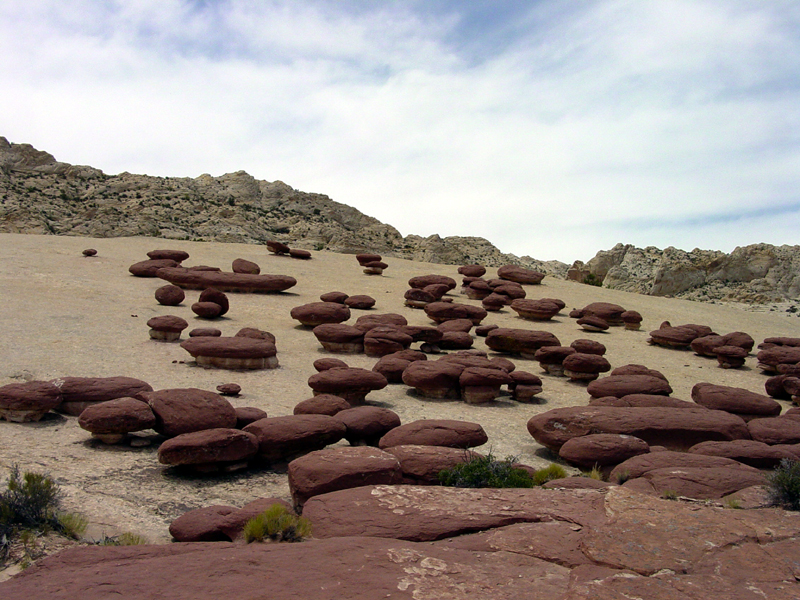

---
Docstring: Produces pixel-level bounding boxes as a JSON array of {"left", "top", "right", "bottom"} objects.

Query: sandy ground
[{"left": 1, "top": 232, "right": 799, "bottom": 552}]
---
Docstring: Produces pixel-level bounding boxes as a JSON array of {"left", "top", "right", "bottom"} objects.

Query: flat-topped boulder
[
  {"left": 688, "top": 439, "right": 799, "bottom": 469},
  {"left": 401, "top": 360, "right": 465, "bottom": 399},
  {"left": 528, "top": 406, "right": 750, "bottom": 452},
  {"left": 424, "top": 301, "right": 487, "bottom": 325},
  {"left": 587, "top": 374, "right": 673, "bottom": 398},
  {"left": 311, "top": 323, "right": 364, "bottom": 353},
  {"left": 558, "top": 434, "right": 650, "bottom": 469},
  {"left": 78, "top": 397, "right": 156, "bottom": 444},
  {"left": 485, "top": 328, "right": 561, "bottom": 358},
  {"left": 307, "top": 367, "right": 388, "bottom": 405},
  {"left": 128, "top": 258, "right": 179, "bottom": 277},
  {"left": 579, "top": 302, "right": 626, "bottom": 325},
  {"left": 157, "top": 428, "right": 258, "bottom": 472},
  {"left": 333, "top": 406, "right": 401, "bottom": 446},
  {"left": 147, "top": 249, "right": 189, "bottom": 262},
  {"left": 147, "top": 315, "right": 188, "bottom": 341},
  {"left": 383, "top": 445, "right": 481, "bottom": 484},
  {"left": 363, "top": 326, "right": 414, "bottom": 357},
  {"left": 180, "top": 336, "right": 278, "bottom": 369},
  {"left": 156, "top": 267, "right": 296, "bottom": 293},
  {"left": 51, "top": 375, "right": 154, "bottom": 416},
  {"left": 590, "top": 394, "right": 698, "bottom": 409},
  {"left": 691, "top": 382, "right": 782, "bottom": 420},
  {"left": 747, "top": 416, "right": 800, "bottom": 445},
  {"left": 510, "top": 299, "right": 562, "bottom": 320},
  {"left": 756, "top": 345, "right": 800, "bottom": 373},
  {"left": 243, "top": 414, "right": 346, "bottom": 462},
  {"left": 497, "top": 264, "right": 545, "bottom": 284},
  {"left": 288, "top": 446, "right": 403, "bottom": 508},
  {"left": 140, "top": 388, "right": 237, "bottom": 437},
  {"left": 408, "top": 274, "right": 457, "bottom": 290},
  {"left": 0, "top": 380, "right": 62, "bottom": 422},
  {"left": 290, "top": 302, "right": 351, "bottom": 327},
  {"left": 379, "top": 419, "right": 488, "bottom": 449},
  {"left": 293, "top": 394, "right": 351, "bottom": 416}
]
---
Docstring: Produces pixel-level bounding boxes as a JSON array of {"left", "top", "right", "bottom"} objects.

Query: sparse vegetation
[
  {"left": 438, "top": 452, "right": 536, "bottom": 488},
  {"left": 531, "top": 463, "right": 568, "bottom": 486},
  {"left": 767, "top": 459, "right": 800, "bottom": 511},
  {"left": 583, "top": 466, "right": 604, "bottom": 481},
  {"left": 243, "top": 504, "right": 311, "bottom": 543},
  {"left": 614, "top": 470, "right": 631, "bottom": 484},
  {"left": 582, "top": 273, "right": 603, "bottom": 287},
  {"left": 661, "top": 490, "right": 679, "bottom": 500},
  {"left": 95, "top": 532, "right": 148, "bottom": 546},
  {"left": 723, "top": 496, "right": 742, "bottom": 509}
]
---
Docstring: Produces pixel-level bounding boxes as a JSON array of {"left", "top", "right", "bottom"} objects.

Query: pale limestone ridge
[
  {"left": 0, "top": 136, "right": 567, "bottom": 274},
  {"left": 576, "top": 242, "right": 800, "bottom": 302}
]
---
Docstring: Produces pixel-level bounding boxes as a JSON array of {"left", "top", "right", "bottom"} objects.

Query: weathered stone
[
  {"left": 0, "top": 380, "right": 62, "bottom": 422},
  {"left": 154, "top": 284, "right": 185, "bottom": 306},
  {"left": 379, "top": 419, "right": 488, "bottom": 449},
  {"left": 78, "top": 397, "right": 156, "bottom": 443},
  {"left": 691, "top": 382, "right": 782, "bottom": 420},
  {"left": 180, "top": 336, "right": 278, "bottom": 370},
  {"left": 307, "top": 367, "right": 388, "bottom": 405},
  {"left": 51, "top": 376, "right": 153, "bottom": 416},
  {"left": 587, "top": 374, "right": 672, "bottom": 398},
  {"left": 141, "top": 388, "right": 237, "bottom": 437},
  {"left": 158, "top": 428, "right": 259, "bottom": 470},
  {"left": 290, "top": 301, "right": 351, "bottom": 327},
  {"left": 243, "top": 414, "right": 346, "bottom": 462},
  {"left": 157, "top": 267, "right": 296, "bottom": 293},
  {"left": 558, "top": 434, "right": 650, "bottom": 469}
]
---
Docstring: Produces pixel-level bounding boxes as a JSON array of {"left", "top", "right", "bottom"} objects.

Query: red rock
[
  {"left": 363, "top": 326, "right": 413, "bottom": 357},
  {"left": 191, "top": 301, "right": 223, "bottom": 318},
  {"left": 691, "top": 382, "right": 781, "bottom": 420},
  {"left": 234, "top": 327, "right": 276, "bottom": 343},
  {"left": 580, "top": 302, "right": 626, "bottom": 325},
  {"left": 589, "top": 394, "right": 698, "bottom": 409},
  {"left": 587, "top": 374, "right": 672, "bottom": 398},
  {"left": 485, "top": 328, "right": 561, "bottom": 357},
  {"left": 266, "top": 240, "right": 290, "bottom": 254},
  {"left": 158, "top": 428, "right": 259, "bottom": 470},
  {"left": 234, "top": 406, "right": 267, "bottom": 428},
  {"left": 290, "top": 301, "right": 351, "bottom": 327},
  {"left": 198, "top": 288, "right": 229, "bottom": 315},
  {"left": 168, "top": 505, "right": 238, "bottom": 542},
  {"left": 180, "top": 336, "right": 278, "bottom": 369},
  {"left": 293, "top": 394, "right": 351, "bottom": 416},
  {"left": 379, "top": 419, "right": 488, "bottom": 449},
  {"left": 458, "top": 264, "right": 486, "bottom": 277},
  {"left": 382, "top": 445, "right": 480, "bottom": 484},
  {"left": 621, "top": 464, "right": 766, "bottom": 499},
  {"left": 508, "top": 370, "right": 544, "bottom": 402},
  {"left": 562, "top": 353, "right": 611, "bottom": 381},
  {"left": 147, "top": 249, "right": 190, "bottom": 262},
  {"left": 577, "top": 315, "right": 609, "bottom": 332},
  {"left": 424, "top": 301, "right": 487, "bottom": 325},
  {"left": 401, "top": 360, "right": 464, "bottom": 399},
  {"left": 528, "top": 406, "right": 750, "bottom": 452},
  {"left": 558, "top": 434, "right": 650, "bottom": 469},
  {"left": 372, "top": 355, "right": 413, "bottom": 383},
  {"left": 0, "top": 380, "right": 62, "bottom": 422},
  {"left": 609, "top": 450, "right": 761, "bottom": 482},
  {"left": 243, "top": 414, "right": 346, "bottom": 462},
  {"left": 319, "top": 291, "right": 348, "bottom": 303},
  {"left": 231, "top": 258, "right": 260, "bottom": 274},
  {"left": 355, "top": 253, "right": 381, "bottom": 266},
  {"left": 189, "top": 327, "right": 221, "bottom": 337},
  {"left": 459, "top": 366, "right": 512, "bottom": 403},
  {"left": 128, "top": 258, "right": 178, "bottom": 277},
  {"left": 52, "top": 375, "right": 153, "bottom": 416},
  {"left": 289, "top": 248, "right": 311, "bottom": 260},
  {"left": 510, "top": 299, "right": 561, "bottom": 320},
  {"left": 216, "top": 383, "right": 241, "bottom": 396},
  {"left": 216, "top": 497, "right": 294, "bottom": 540},
  {"left": 714, "top": 345, "right": 749, "bottom": 368},
  {"left": 748, "top": 416, "right": 800, "bottom": 445},
  {"left": 570, "top": 339, "right": 606, "bottom": 355},
  {"left": 141, "top": 388, "right": 237, "bottom": 437},
  {"left": 344, "top": 294, "right": 376, "bottom": 309},
  {"left": 147, "top": 315, "right": 188, "bottom": 341},
  {"left": 313, "top": 357, "right": 348, "bottom": 371},
  {"left": 307, "top": 367, "right": 388, "bottom": 405},
  {"left": 312, "top": 323, "right": 364, "bottom": 353},
  {"left": 81, "top": 248, "right": 97, "bottom": 257},
  {"left": 354, "top": 313, "right": 407, "bottom": 331},
  {"left": 542, "top": 477, "right": 617, "bottom": 490},
  {"left": 78, "top": 397, "right": 156, "bottom": 443},
  {"left": 408, "top": 274, "right": 457, "bottom": 290},
  {"left": 334, "top": 406, "right": 401, "bottom": 446},
  {"left": 288, "top": 446, "right": 403, "bottom": 508},
  {"left": 154, "top": 284, "right": 185, "bottom": 306},
  {"left": 757, "top": 345, "right": 800, "bottom": 373},
  {"left": 497, "top": 264, "right": 545, "bottom": 284},
  {"left": 404, "top": 288, "right": 436, "bottom": 307},
  {"left": 157, "top": 267, "right": 297, "bottom": 293},
  {"left": 688, "top": 439, "right": 798, "bottom": 469},
  {"left": 438, "top": 331, "right": 474, "bottom": 350}
]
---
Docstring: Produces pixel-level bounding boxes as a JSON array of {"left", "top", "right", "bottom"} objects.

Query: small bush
[
  {"left": 96, "top": 532, "right": 148, "bottom": 546},
  {"left": 531, "top": 463, "right": 568, "bottom": 486},
  {"left": 57, "top": 512, "right": 88, "bottom": 539},
  {"left": 767, "top": 459, "right": 800, "bottom": 511},
  {"left": 582, "top": 273, "right": 603, "bottom": 287},
  {"left": 614, "top": 470, "right": 631, "bottom": 484},
  {"left": 583, "top": 466, "right": 604, "bottom": 481},
  {"left": 438, "top": 452, "right": 535, "bottom": 488},
  {"left": 243, "top": 504, "right": 311, "bottom": 543},
  {"left": 661, "top": 490, "right": 678, "bottom": 500}
]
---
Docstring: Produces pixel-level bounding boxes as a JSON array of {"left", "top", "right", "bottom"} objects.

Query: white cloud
[{"left": 1, "top": 0, "right": 799, "bottom": 262}]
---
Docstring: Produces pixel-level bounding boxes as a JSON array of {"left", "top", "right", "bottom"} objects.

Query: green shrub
[
  {"left": 583, "top": 466, "right": 604, "bottom": 481},
  {"left": 661, "top": 490, "right": 678, "bottom": 500},
  {"left": 767, "top": 459, "right": 800, "bottom": 511},
  {"left": 96, "top": 532, "right": 148, "bottom": 546},
  {"left": 582, "top": 273, "right": 603, "bottom": 287},
  {"left": 438, "top": 452, "right": 535, "bottom": 488},
  {"left": 531, "top": 463, "right": 568, "bottom": 486},
  {"left": 243, "top": 504, "right": 311, "bottom": 543},
  {"left": 614, "top": 470, "right": 631, "bottom": 484}
]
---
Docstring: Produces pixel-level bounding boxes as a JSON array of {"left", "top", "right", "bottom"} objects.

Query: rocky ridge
[
  {"left": 570, "top": 243, "right": 800, "bottom": 304},
  {"left": 0, "top": 137, "right": 562, "bottom": 274}
]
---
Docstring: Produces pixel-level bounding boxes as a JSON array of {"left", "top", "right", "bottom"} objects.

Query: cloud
[{"left": 1, "top": 0, "right": 799, "bottom": 262}]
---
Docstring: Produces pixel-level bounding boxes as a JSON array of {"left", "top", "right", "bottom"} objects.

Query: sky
[{"left": 1, "top": 0, "right": 799, "bottom": 263}]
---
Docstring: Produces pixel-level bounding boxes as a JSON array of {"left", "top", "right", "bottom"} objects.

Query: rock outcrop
[
  {"left": 0, "top": 137, "right": 567, "bottom": 274},
  {"left": 573, "top": 242, "right": 800, "bottom": 302}
]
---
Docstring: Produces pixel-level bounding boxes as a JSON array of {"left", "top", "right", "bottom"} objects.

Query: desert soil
[{"left": 1, "top": 233, "right": 798, "bottom": 560}]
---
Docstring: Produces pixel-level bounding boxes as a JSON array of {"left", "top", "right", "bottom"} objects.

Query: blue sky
[{"left": 1, "top": 0, "right": 799, "bottom": 263}]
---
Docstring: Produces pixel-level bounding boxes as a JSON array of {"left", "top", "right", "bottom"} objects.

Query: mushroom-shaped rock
[
  {"left": 558, "top": 434, "right": 650, "bottom": 469},
  {"left": 746, "top": 416, "right": 800, "bottom": 445},
  {"left": 688, "top": 440, "right": 798, "bottom": 469},
  {"left": 243, "top": 414, "right": 346, "bottom": 462},
  {"left": 216, "top": 383, "right": 241, "bottom": 396},
  {"left": 235, "top": 407, "right": 267, "bottom": 428},
  {"left": 147, "top": 315, "right": 189, "bottom": 341},
  {"left": 620, "top": 311, "right": 643, "bottom": 331},
  {"left": 423, "top": 284, "right": 451, "bottom": 300},
  {"left": 363, "top": 327, "right": 413, "bottom": 358},
  {"left": 756, "top": 346, "right": 800, "bottom": 373},
  {"left": 344, "top": 295, "right": 376, "bottom": 310},
  {"left": 198, "top": 288, "right": 230, "bottom": 315},
  {"left": 334, "top": 406, "right": 402, "bottom": 446},
  {"left": 691, "top": 382, "right": 781, "bottom": 421},
  {"left": 648, "top": 325, "right": 704, "bottom": 349},
  {"left": 570, "top": 339, "right": 606, "bottom": 355},
  {"left": 528, "top": 406, "right": 750, "bottom": 453},
  {"left": 481, "top": 293, "right": 508, "bottom": 312},
  {"left": 290, "top": 302, "right": 351, "bottom": 327},
  {"left": 533, "top": 346, "right": 576, "bottom": 377},
  {"left": 307, "top": 368, "right": 388, "bottom": 405},
  {"left": 489, "top": 281, "right": 527, "bottom": 301},
  {"left": 266, "top": 240, "right": 290, "bottom": 255},
  {"left": 379, "top": 419, "right": 488, "bottom": 449},
  {"left": 147, "top": 249, "right": 190, "bottom": 262},
  {"left": 475, "top": 324, "right": 499, "bottom": 337},
  {"left": 294, "top": 394, "right": 351, "bottom": 416},
  {"left": 562, "top": 353, "right": 611, "bottom": 382},
  {"left": 508, "top": 370, "right": 544, "bottom": 402},
  {"left": 587, "top": 374, "right": 672, "bottom": 398},
  {"left": 401, "top": 361, "right": 465, "bottom": 399},
  {"left": 313, "top": 358, "right": 349, "bottom": 371},
  {"left": 156, "top": 267, "right": 297, "bottom": 293},
  {"left": 690, "top": 334, "right": 724, "bottom": 356},
  {"left": 577, "top": 315, "right": 609, "bottom": 332},
  {"left": 383, "top": 445, "right": 481, "bottom": 485},
  {"left": 129, "top": 258, "right": 179, "bottom": 277},
  {"left": 590, "top": 394, "right": 698, "bottom": 410},
  {"left": 180, "top": 336, "right": 278, "bottom": 370},
  {"left": 464, "top": 280, "right": 492, "bottom": 300},
  {"left": 191, "top": 301, "right": 223, "bottom": 319},
  {"left": 408, "top": 274, "right": 457, "bottom": 291},
  {"left": 356, "top": 253, "right": 382, "bottom": 266},
  {"left": 424, "top": 302, "right": 487, "bottom": 325},
  {"left": 438, "top": 331, "right": 474, "bottom": 351},
  {"left": 610, "top": 364, "right": 668, "bottom": 380},
  {"left": 82, "top": 248, "right": 97, "bottom": 257},
  {"left": 459, "top": 367, "right": 513, "bottom": 404},
  {"left": 362, "top": 260, "right": 388, "bottom": 275},
  {"left": 232, "top": 258, "right": 260, "bottom": 274},
  {"left": 497, "top": 265, "right": 544, "bottom": 285},
  {"left": 0, "top": 381, "right": 62, "bottom": 422},
  {"left": 320, "top": 291, "right": 349, "bottom": 304},
  {"left": 288, "top": 446, "right": 402, "bottom": 509},
  {"left": 458, "top": 265, "right": 486, "bottom": 277},
  {"left": 312, "top": 324, "right": 365, "bottom": 354},
  {"left": 155, "top": 285, "right": 185, "bottom": 306},
  {"left": 372, "top": 356, "right": 413, "bottom": 384},
  {"left": 355, "top": 313, "right": 408, "bottom": 332},
  {"left": 78, "top": 397, "right": 156, "bottom": 444},
  {"left": 580, "top": 302, "right": 626, "bottom": 325},
  {"left": 289, "top": 248, "right": 312, "bottom": 260},
  {"left": 51, "top": 376, "right": 154, "bottom": 416},
  {"left": 714, "top": 345, "right": 749, "bottom": 369},
  {"left": 158, "top": 428, "right": 259, "bottom": 473},
  {"left": 485, "top": 328, "right": 561, "bottom": 358},
  {"left": 510, "top": 299, "right": 562, "bottom": 321},
  {"left": 141, "top": 388, "right": 237, "bottom": 437}
]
